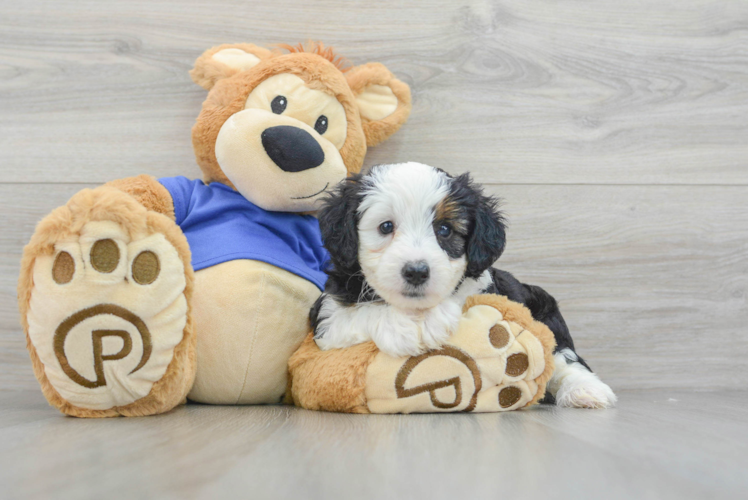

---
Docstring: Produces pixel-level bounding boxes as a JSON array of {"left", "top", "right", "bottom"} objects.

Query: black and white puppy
[{"left": 311, "top": 162, "right": 616, "bottom": 409}]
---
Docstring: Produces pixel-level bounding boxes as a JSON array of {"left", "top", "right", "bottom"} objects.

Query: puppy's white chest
[
  {"left": 368, "top": 299, "right": 462, "bottom": 357},
  {"left": 314, "top": 296, "right": 464, "bottom": 358},
  {"left": 418, "top": 300, "right": 463, "bottom": 348}
]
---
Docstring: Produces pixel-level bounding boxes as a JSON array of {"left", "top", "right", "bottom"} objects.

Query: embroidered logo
[
  {"left": 53, "top": 304, "right": 152, "bottom": 389},
  {"left": 394, "top": 346, "right": 482, "bottom": 412}
]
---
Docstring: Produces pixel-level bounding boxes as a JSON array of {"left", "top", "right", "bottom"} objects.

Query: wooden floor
[
  {"left": 2, "top": 0, "right": 748, "bottom": 393},
  {"left": 0, "top": 389, "right": 745, "bottom": 500}
]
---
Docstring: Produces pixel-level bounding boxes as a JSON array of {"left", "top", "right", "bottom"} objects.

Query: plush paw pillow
[{"left": 288, "top": 294, "right": 556, "bottom": 413}]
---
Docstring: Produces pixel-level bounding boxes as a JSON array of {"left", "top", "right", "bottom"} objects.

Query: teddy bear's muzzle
[
  {"left": 215, "top": 107, "right": 348, "bottom": 212},
  {"left": 261, "top": 125, "right": 325, "bottom": 173}
]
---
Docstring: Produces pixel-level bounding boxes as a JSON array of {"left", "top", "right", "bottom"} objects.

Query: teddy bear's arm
[{"left": 105, "top": 175, "right": 176, "bottom": 220}]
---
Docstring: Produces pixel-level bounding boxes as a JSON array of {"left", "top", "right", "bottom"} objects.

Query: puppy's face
[
  {"left": 356, "top": 164, "right": 468, "bottom": 308},
  {"left": 319, "top": 162, "right": 506, "bottom": 309}
]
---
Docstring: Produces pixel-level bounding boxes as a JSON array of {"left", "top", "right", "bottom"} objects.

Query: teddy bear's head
[{"left": 190, "top": 42, "right": 412, "bottom": 213}]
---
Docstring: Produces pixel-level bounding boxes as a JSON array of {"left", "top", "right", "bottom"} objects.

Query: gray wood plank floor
[
  {"left": 2, "top": 0, "right": 747, "bottom": 391},
  {"left": 1, "top": 390, "right": 746, "bottom": 500}
]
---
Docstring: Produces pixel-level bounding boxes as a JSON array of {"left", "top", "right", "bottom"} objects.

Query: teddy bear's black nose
[{"left": 261, "top": 126, "right": 325, "bottom": 173}]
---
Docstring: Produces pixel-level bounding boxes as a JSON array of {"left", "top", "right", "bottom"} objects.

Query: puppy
[{"left": 311, "top": 162, "right": 616, "bottom": 409}]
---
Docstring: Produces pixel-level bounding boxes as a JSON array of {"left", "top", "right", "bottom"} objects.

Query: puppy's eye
[
  {"left": 271, "top": 96, "right": 287, "bottom": 114},
  {"left": 437, "top": 224, "right": 452, "bottom": 237},
  {"left": 314, "top": 115, "right": 328, "bottom": 135},
  {"left": 379, "top": 221, "right": 394, "bottom": 235}
]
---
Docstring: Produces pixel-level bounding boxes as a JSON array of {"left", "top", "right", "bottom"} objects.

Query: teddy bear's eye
[
  {"left": 271, "top": 96, "right": 287, "bottom": 114},
  {"left": 314, "top": 115, "right": 328, "bottom": 135}
]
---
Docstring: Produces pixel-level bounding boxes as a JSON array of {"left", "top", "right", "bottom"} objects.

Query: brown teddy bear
[{"left": 17, "top": 42, "right": 412, "bottom": 417}]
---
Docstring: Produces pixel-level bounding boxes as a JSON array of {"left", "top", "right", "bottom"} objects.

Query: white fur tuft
[
  {"left": 314, "top": 286, "right": 474, "bottom": 358},
  {"left": 549, "top": 349, "right": 617, "bottom": 409}
]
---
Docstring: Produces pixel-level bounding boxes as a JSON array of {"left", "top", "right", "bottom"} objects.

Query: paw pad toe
[
  {"left": 498, "top": 386, "right": 522, "bottom": 408},
  {"left": 488, "top": 323, "right": 510, "bottom": 349},
  {"left": 132, "top": 251, "right": 160, "bottom": 285},
  {"left": 90, "top": 239, "right": 120, "bottom": 273},
  {"left": 505, "top": 352, "right": 529, "bottom": 377},
  {"left": 52, "top": 251, "right": 75, "bottom": 284}
]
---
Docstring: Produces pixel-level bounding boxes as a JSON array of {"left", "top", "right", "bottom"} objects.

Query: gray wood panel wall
[{"left": 1, "top": 0, "right": 746, "bottom": 392}]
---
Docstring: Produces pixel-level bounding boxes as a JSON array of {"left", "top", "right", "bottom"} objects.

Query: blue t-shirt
[{"left": 159, "top": 176, "right": 330, "bottom": 291}]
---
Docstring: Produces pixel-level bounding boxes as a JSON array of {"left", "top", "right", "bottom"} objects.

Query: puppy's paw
[
  {"left": 555, "top": 374, "right": 617, "bottom": 409},
  {"left": 549, "top": 349, "right": 617, "bottom": 409}
]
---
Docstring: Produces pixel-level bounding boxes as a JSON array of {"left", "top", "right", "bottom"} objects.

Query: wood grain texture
[
  {"left": 2, "top": 183, "right": 746, "bottom": 391},
  {"left": 1, "top": 390, "right": 747, "bottom": 499},
  {"left": 1, "top": 0, "right": 747, "bottom": 184}
]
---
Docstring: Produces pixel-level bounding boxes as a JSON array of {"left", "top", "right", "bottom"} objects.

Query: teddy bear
[{"left": 17, "top": 42, "right": 412, "bottom": 417}]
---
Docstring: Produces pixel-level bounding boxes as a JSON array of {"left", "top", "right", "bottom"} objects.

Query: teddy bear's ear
[
  {"left": 345, "top": 63, "right": 412, "bottom": 147},
  {"left": 190, "top": 43, "right": 273, "bottom": 90}
]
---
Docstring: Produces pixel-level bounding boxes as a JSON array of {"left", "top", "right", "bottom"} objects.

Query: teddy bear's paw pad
[
  {"left": 365, "top": 346, "right": 482, "bottom": 413},
  {"left": 446, "top": 305, "right": 546, "bottom": 388},
  {"left": 472, "top": 381, "right": 538, "bottom": 412},
  {"left": 27, "top": 221, "right": 188, "bottom": 410}
]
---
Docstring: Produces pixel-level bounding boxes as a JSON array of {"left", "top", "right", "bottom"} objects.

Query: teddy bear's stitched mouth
[{"left": 291, "top": 183, "right": 329, "bottom": 200}]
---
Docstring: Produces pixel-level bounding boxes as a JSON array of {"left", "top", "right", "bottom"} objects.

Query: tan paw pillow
[{"left": 288, "top": 294, "right": 556, "bottom": 413}]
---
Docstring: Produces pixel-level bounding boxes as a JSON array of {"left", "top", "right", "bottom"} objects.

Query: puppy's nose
[
  {"left": 261, "top": 125, "right": 325, "bottom": 172},
  {"left": 402, "top": 261, "right": 430, "bottom": 286}
]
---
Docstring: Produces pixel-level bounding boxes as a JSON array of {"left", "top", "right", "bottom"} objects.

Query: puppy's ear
[
  {"left": 317, "top": 177, "right": 363, "bottom": 272},
  {"left": 190, "top": 43, "right": 273, "bottom": 90},
  {"left": 455, "top": 174, "right": 506, "bottom": 278}
]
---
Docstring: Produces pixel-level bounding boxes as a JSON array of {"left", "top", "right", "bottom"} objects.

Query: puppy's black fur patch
[
  {"left": 317, "top": 175, "right": 364, "bottom": 276},
  {"left": 433, "top": 224, "right": 467, "bottom": 259},
  {"left": 309, "top": 293, "right": 326, "bottom": 335},
  {"left": 433, "top": 196, "right": 468, "bottom": 259},
  {"left": 445, "top": 173, "right": 507, "bottom": 278},
  {"left": 312, "top": 174, "right": 382, "bottom": 331}
]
